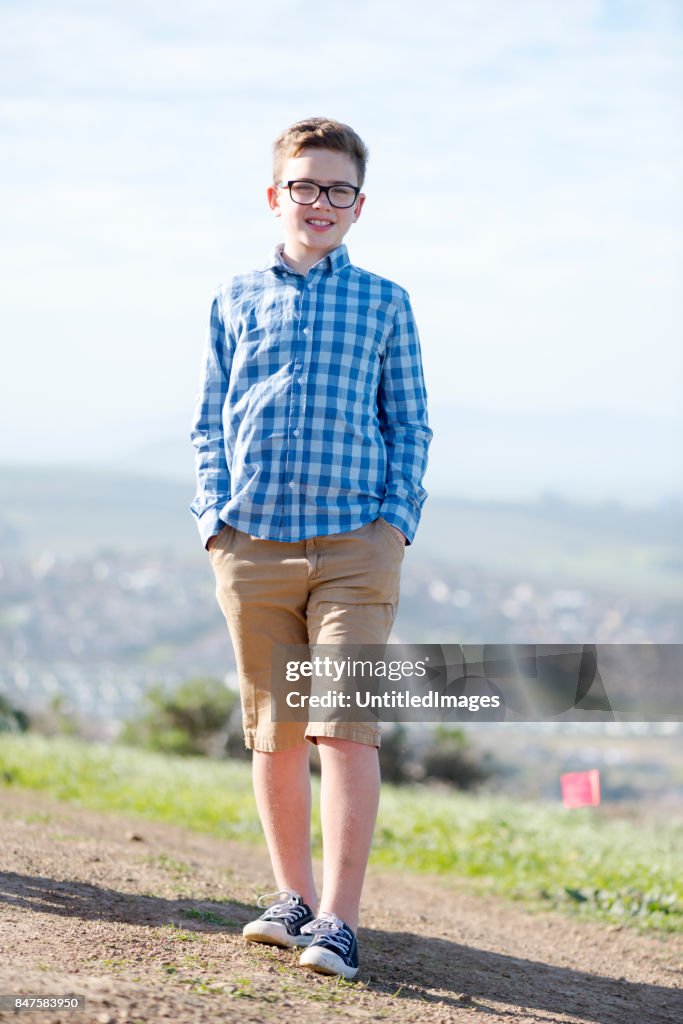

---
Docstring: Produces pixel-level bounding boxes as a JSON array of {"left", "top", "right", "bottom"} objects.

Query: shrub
[
  {"left": 421, "top": 725, "right": 494, "bottom": 789},
  {"left": 0, "top": 693, "right": 30, "bottom": 734},
  {"left": 119, "top": 677, "right": 239, "bottom": 759},
  {"left": 378, "top": 724, "right": 420, "bottom": 784}
]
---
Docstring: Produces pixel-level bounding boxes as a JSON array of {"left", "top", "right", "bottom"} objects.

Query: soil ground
[{"left": 0, "top": 787, "right": 681, "bottom": 1024}]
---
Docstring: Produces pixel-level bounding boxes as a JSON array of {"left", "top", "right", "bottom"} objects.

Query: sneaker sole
[
  {"left": 299, "top": 946, "right": 359, "bottom": 980},
  {"left": 243, "top": 921, "right": 312, "bottom": 948}
]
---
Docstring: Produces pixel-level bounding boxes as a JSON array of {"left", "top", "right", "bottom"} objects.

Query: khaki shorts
[{"left": 209, "top": 517, "right": 405, "bottom": 751}]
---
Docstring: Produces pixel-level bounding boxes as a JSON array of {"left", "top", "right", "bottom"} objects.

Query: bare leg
[
  {"left": 316, "top": 737, "right": 380, "bottom": 931},
  {"left": 252, "top": 744, "right": 317, "bottom": 910}
]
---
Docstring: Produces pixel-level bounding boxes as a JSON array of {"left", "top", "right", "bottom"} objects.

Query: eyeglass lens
[{"left": 288, "top": 181, "right": 358, "bottom": 208}]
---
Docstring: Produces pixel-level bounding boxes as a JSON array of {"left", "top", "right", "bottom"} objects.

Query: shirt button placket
[
  {"left": 285, "top": 278, "right": 309, "bottom": 518},
  {"left": 294, "top": 283, "right": 311, "bottom": 444}
]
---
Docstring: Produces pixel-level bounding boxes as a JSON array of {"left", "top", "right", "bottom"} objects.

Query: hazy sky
[{"left": 1, "top": 1, "right": 681, "bottom": 498}]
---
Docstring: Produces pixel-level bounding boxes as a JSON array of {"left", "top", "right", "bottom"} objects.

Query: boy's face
[{"left": 267, "top": 148, "right": 365, "bottom": 268}]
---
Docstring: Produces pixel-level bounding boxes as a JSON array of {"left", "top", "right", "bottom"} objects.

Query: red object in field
[{"left": 560, "top": 769, "right": 601, "bottom": 808}]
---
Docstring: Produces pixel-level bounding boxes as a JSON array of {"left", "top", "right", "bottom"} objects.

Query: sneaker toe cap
[{"left": 300, "top": 946, "right": 358, "bottom": 979}]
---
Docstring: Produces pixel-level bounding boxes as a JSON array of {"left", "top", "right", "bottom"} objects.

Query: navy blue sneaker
[
  {"left": 243, "top": 889, "right": 315, "bottom": 948},
  {"left": 299, "top": 913, "right": 359, "bottom": 979}
]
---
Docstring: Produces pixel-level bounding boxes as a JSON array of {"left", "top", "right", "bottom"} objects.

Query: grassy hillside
[
  {"left": 0, "top": 464, "right": 200, "bottom": 561},
  {"left": 419, "top": 495, "right": 683, "bottom": 598},
  {"left": 1, "top": 463, "right": 681, "bottom": 596},
  {"left": 1, "top": 735, "right": 681, "bottom": 933}
]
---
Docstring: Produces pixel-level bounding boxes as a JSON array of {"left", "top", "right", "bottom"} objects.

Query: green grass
[
  {"left": 1, "top": 734, "right": 681, "bottom": 932},
  {"left": 0, "top": 733, "right": 262, "bottom": 841}
]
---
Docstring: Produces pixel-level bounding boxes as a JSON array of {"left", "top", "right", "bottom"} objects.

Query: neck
[{"left": 281, "top": 243, "right": 337, "bottom": 276}]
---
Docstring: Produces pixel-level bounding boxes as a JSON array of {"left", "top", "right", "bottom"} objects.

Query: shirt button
[
  {"left": 303, "top": 327, "right": 311, "bottom": 337},
  {"left": 298, "top": 377, "right": 305, "bottom": 385},
  {"left": 293, "top": 429, "right": 300, "bottom": 437},
  {"left": 288, "top": 480, "right": 296, "bottom": 488}
]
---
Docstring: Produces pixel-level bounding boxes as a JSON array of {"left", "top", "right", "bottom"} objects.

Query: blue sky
[{"left": 1, "top": 1, "right": 681, "bottom": 500}]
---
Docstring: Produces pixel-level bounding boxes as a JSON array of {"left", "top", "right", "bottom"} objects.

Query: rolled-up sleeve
[
  {"left": 190, "top": 294, "right": 232, "bottom": 549},
  {"left": 377, "top": 291, "right": 432, "bottom": 544}
]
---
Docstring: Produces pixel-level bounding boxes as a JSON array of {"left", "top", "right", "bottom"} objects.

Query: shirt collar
[{"left": 265, "top": 243, "right": 350, "bottom": 277}]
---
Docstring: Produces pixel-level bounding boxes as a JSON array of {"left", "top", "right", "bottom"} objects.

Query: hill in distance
[{"left": 0, "top": 462, "right": 680, "bottom": 598}]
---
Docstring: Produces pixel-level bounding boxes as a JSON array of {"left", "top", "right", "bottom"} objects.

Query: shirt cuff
[
  {"left": 191, "top": 504, "right": 225, "bottom": 550},
  {"left": 378, "top": 498, "right": 420, "bottom": 545}
]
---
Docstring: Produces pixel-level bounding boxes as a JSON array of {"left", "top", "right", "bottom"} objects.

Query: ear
[
  {"left": 351, "top": 193, "right": 366, "bottom": 223},
  {"left": 267, "top": 185, "right": 281, "bottom": 217}
]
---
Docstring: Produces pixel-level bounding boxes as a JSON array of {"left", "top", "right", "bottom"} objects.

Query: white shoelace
[
  {"left": 301, "top": 912, "right": 352, "bottom": 952},
  {"left": 256, "top": 888, "right": 301, "bottom": 913}
]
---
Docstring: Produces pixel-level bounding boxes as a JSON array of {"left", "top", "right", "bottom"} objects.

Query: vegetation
[
  {"left": 418, "top": 725, "right": 495, "bottom": 788},
  {"left": 116, "top": 680, "right": 495, "bottom": 788},
  {"left": 1, "top": 734, "right": 680, "bottom": 933},
  {"left": 118, "top": 677, "right": 240, "bottom": 759},
  {"left": 0, "top": 693, "right": 29, "bottom": 734}
]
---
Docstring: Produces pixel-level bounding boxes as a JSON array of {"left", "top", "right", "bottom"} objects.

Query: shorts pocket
[
  {"left": 376, "top": 517, "right": 406, "bottom": 556},
  {"left": 208, "top": 523, "right": 233, "bottom": 559}
]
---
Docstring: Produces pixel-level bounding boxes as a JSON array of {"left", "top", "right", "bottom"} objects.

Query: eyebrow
[{"left": 292, "top": 178, "right": 358, "bottom": 187}]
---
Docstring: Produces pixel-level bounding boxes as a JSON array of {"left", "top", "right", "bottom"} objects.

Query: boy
[{"left": 190, "top": 117, "right": 431, "bottom": 979}]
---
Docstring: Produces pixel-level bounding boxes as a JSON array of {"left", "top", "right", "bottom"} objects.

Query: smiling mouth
[{"left": 306, "top": 219, "right": 334, "bottom": 227}]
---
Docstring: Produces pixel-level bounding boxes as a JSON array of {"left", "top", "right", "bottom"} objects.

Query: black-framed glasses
[{"left": 277, "top": 180, "right": 361, "bottom": 209}]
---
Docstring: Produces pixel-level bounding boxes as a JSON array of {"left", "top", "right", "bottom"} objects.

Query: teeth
[{"left": 307, "top": 219, "right": 332, "bottom": 226}]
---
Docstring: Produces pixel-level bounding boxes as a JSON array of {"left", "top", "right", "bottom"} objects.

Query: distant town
[{"left": 1, "top": 542, "right": 680, "bottom": 737}]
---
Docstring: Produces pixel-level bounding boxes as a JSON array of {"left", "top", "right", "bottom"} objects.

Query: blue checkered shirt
[{"left": 190, "top": 243, "right": 432, "bottom": 548}]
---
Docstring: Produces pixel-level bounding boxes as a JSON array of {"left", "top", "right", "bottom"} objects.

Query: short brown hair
[{"left": 272, "top": 117, "right": 369, "bottom": 188}]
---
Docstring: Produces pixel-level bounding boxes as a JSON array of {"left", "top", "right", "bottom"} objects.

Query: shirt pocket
[
  {"left": 238, "top": 296, "right": 295, "bottom": 347},
  {"left": 232, "top": 301, "right": 294, "bottom": 387}
]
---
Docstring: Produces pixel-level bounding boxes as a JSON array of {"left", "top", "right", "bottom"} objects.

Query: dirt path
[{"left": 0, "top": 787, "right": 681, "bottom": 1024}]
